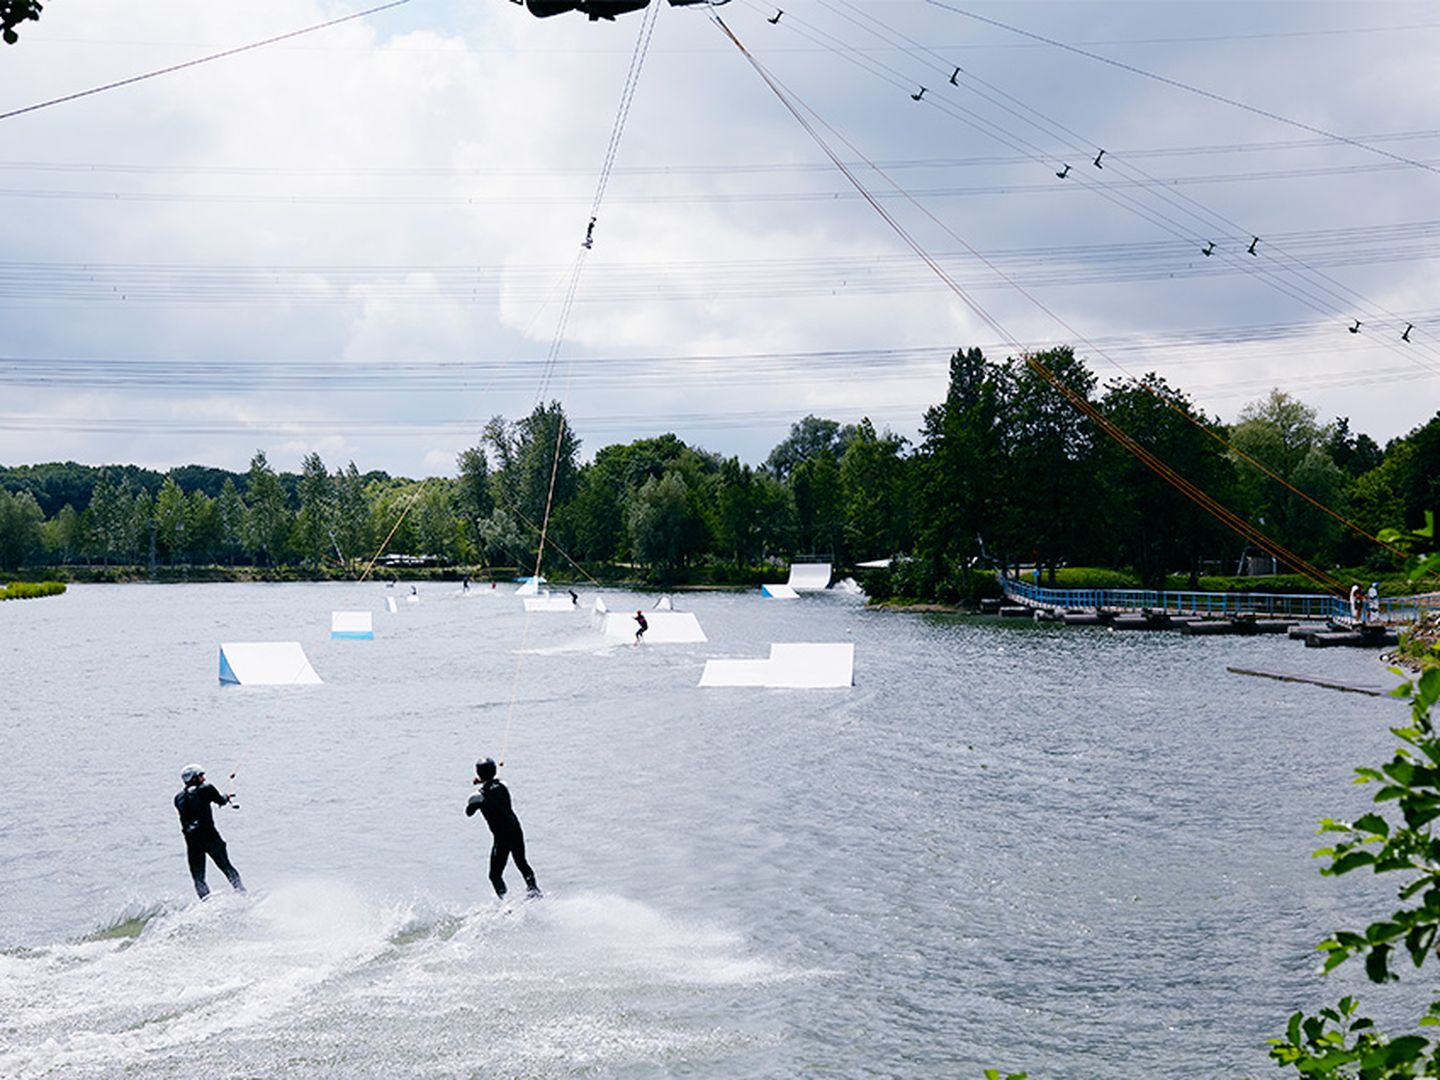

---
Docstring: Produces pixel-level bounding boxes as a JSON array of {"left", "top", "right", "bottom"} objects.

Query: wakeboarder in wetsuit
[
  {"left": 634, "top": 610, "right": 648, "bottom": 644},
  {"left": 174, "top": 764, "right": 245, "bottom": 899},
  {"left": 466, "top": 758, "right": 541, "bottom": 899}
]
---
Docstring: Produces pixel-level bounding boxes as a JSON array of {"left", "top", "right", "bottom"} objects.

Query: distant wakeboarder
[{"left": 634, "top": 610, "right": 648, "bottom": 644}]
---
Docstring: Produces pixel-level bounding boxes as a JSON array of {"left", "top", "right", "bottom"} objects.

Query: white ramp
[
  {"left": 698, "top": 659, "right": 774, "bottom": 687},
  {"left": 599, "top": 610, "right": 706, "bottom": 644},
  {"left": 331, "top": 611, "right": 374, "bottom": 639},
  {"left": 768, "top": 643, "right": 853, "bottom": 687},
  {"left": 761, "top": 583, "right": 799, "bottom": 599},
  {"left": 698, "top": 643, "right": 853, "bottom": 689},
  {"left": 786, "top": 562, "right": 832, "bottom": 591},
  {"left": 654, "top": 595, "right": 673, "bottom": 610},
  {"left": 385, "top": 596, "right": 398, "bottom": 614},
  {"left": 219, "top": 642, "right": 322, "bottom": 686},
  {"left": 524, "top": 595, "right": 577, "bottom": 612},
  {"left": 516, "top": 576, "right": 547, "bottom": 596}
]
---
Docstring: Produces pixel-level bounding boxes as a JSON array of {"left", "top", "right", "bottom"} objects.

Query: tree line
[{"left": 1, "top": 347, "right": 1436, "bottom": 594}]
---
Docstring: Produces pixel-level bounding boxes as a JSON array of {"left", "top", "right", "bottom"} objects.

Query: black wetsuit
[
  {"left": 174, "top": 782, "right": 244, "bottom": 899},
  {"left": 634, "top": 613, "right": 648, "bottom": 640},
  {"left": 466, "top": 778, "right": 539, "bottom": 898}
]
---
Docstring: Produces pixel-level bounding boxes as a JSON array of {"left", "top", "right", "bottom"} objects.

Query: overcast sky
[{"left": 1, "top": 0, "right": 1437, "bottom": 476}]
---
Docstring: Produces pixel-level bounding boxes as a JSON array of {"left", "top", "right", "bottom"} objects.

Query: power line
[
  {"left": 923, "top": 0, "right": 1440, "bottom": 180},
  {"left": 0, "top": 0, "right": 414, "bottom": 123}
]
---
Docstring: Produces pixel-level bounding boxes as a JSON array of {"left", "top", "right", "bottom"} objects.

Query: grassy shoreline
[{"left": 1, "top": 581, "right": 66, "bottom": 601}]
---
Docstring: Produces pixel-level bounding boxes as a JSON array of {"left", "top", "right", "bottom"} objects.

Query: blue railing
[{"left": 999, "top": 578, "right": 1375, "bottom": 620}]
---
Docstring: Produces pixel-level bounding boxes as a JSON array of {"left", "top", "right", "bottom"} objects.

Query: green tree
[
  {"left": 455, "top": 447, "right": 494, "bottom": 560},
  {"left": 484, "top": 403, "right": 581, "bottom": 546},
  {"left": 214, "top": 478, "right": 248, "bottom": 565},
  {"left": 1229, "top": 389, "right": 1340, "bottom": 564},
  {"left": 791, "top": 451, "right": 844, "bottom": 558},
  {"left": 244, "top": 451, "right": 291, "bottom": 566},
  {"left": 840, "top": 418, "right": 910, "bottom": 561},
  {"left": 1098, "top": 375, "right": 1234, "bottom": 589},
  {"left": 627, "top": 471, "right": 704, "bottom": 578},
  {"left": 293, "top": 452, "right": 337, "bottom": 566},
  {"left": 1008, "top": 348, "right": 1102, "bottom": 582},
  {"left": 412, "top": 480, "right": 461, "bottom": 562},
  {"left": 153, "top": 475, "right": 190, "bottom": 564},
  {"left": 42, "top": 502, "right": 80, "bottom": 565},
  {"left": 0, "top": 489, "right": 44, "bottom": 569},
  {"left": 334, "top": 462, "right": 371, "bottom": 567},
  {"left": 913, "top": 346, "right": 1011, "bottom": 598},
  {"left": 186, "top": 489, "right": 218, "bottom": 563},
  {"left": 765, "top": 415, "right": 857, "bottom": 479}
]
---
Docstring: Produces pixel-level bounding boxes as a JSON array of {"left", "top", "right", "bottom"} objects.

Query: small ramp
[
  {"left": 699, "top": 643, "right": 853, "bottom": 688},
  {"left": 516, "top": 576, "right": 547, "bottom": 596},
  {"left": 654, "top": 595, "right": 673, "bottom": 610},
  {"left": 385, "top": 596, "right": 398, "bottom": 614},
  {"left": 593, "top": 597, "right": 705, "bottom": 642},
  {"left": 524, "top": 595, "right": 577, "bottom": 612},
  {"left": 761, "top": 583, "right": 799, "bottom": 599},
  {"left": 331, "top": 611, "right": 374, "bottom": 639},
  {"left": 786, "top": 562, "right": 832, "bottom": 592},
  {"left": 219, "top": 642, "right": 323, "bottom": 686}
]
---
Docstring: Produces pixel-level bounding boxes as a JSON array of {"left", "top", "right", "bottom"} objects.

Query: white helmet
[{"left": 180, "top": 764, "right": 205, "bottom": 785}]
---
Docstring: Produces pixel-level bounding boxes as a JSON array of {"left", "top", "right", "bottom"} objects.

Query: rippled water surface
[{"left": 0, "top": 583, "right": 1420, "bottom": 1077}]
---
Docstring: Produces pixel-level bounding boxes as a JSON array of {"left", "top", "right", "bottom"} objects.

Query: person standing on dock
[
  {"left": 174, "top": 765, "right": 245, "bottom": 900},
  {"left": 1367, "top": 582, "right": 1380, "bottom": 624},
  {"left": 466, "top": 758, "right": 540, "bottom": 899},
  {"left": 1349, "top": 583, "right": 1361, "bottom": 622}
]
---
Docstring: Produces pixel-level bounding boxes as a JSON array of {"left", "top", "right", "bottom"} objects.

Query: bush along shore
[{"left": 1, "top": 581, "right": 65, "bottom": 600}]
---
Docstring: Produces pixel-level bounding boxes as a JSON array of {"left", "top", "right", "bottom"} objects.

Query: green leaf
[
  {"left": 1327, "top": 850, "right": 1377, "bottom": 875},
  {"left": 1365, "top": 943, "right": 1394, "bottom": 983},
  {"left": 1353, "top": 813, "right": 1391, "bottom": 837},
  {"left": 1288, "top": 1011, "right": 1303, "bottom": 1047},
  {"left": 1384, "top": 1034, "right": 1429, "bottom": 1064}
]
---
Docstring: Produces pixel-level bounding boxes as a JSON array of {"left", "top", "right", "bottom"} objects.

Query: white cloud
[{"left": 1, "top": 0, "right": 1439, "bottom": 476}]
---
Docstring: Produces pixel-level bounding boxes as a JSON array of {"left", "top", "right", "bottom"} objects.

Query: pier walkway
[{"left": 999, "top": 578, "right": 1439, "bottom": 627}]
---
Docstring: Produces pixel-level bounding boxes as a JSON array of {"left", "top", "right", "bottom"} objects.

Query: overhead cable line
[
  {"left": 740, "top": 0, "right": 1410, "bottom": 356},
  {"left": 0, "top": 0, "right": 413, "bottom": 123},
  {"left": 786, "top": 0, "right": 1440, "bottom": 373},
  {"left": 922, "top": 0, "right": 1440, "bottom": 181},
  {"left": 713, "top": 12, "right": 1393, "bottom": 574},
  {"left": 785, "top": 1, "right": 1416, "bottom": 557}
]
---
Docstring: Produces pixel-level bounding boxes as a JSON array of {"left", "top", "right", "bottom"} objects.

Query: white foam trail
[{"left": 1, "top": 886, "right": 798, "bottom": 1078}]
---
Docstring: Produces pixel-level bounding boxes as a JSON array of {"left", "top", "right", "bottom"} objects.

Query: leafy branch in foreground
[{"left": 1265, "top": 552, "right": 1440, "bottom": 1076}]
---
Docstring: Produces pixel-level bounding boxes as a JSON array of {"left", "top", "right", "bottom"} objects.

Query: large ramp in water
[
  {"left": 219, "top": 642, "right": 323, "bottom": 685},
  {"left": 786, "top": 562, "right": 832, "bottom": 592},
  {"left": 699, "top": 643, "right": 853, "bottom": 688},
  {"left": 593, "top": 597, "right": 706, "bottom": 642}
]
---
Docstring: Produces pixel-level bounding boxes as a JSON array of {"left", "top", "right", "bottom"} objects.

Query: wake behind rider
[{"left": 466, "top": 758, "right": 540, "bottom": 899}]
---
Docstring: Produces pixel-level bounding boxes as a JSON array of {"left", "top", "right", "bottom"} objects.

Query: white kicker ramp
[
  {"left": 219, "top": 642, "right": 323, "bottom": 686},
  {"left": 654, "top": 595, "right": 673, "bottom": 610},
  {"left": 761, "top": 583, "right": 799, "bottom": 599},
  {"left": 331, "top": 611, "right": 374, "bottom": 639},
  {"left": 600, "top": 610, "right": 707, "bottom": 643},
  {"left": 786, "top": 562, "right": 832, "bottom": 591},
  {"left": 699, "top": 643, "right": 853, "bottom": 689},
  {"left": 516, "top": 576, "right": 547, "bottom": 596},
  {"left": 524, "top": 595, "right": 578, "bottom": 612}
]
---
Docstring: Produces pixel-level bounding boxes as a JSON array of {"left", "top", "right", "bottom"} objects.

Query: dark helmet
[
  {"left": 476, "top": 757, "right": 497, "bottom": 781},
  {"left": 181, "top": 764, "right": 205, "bottom": 785}
]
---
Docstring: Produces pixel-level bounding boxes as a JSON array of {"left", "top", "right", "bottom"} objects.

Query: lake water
[{"left": 0, "top": 583, "right": 1422, "bottom": 1078}]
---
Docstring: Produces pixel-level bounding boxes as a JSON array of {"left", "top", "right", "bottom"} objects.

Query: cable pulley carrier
[{"left": 515, "top": 0, "right": 726, "bottom": 20}]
